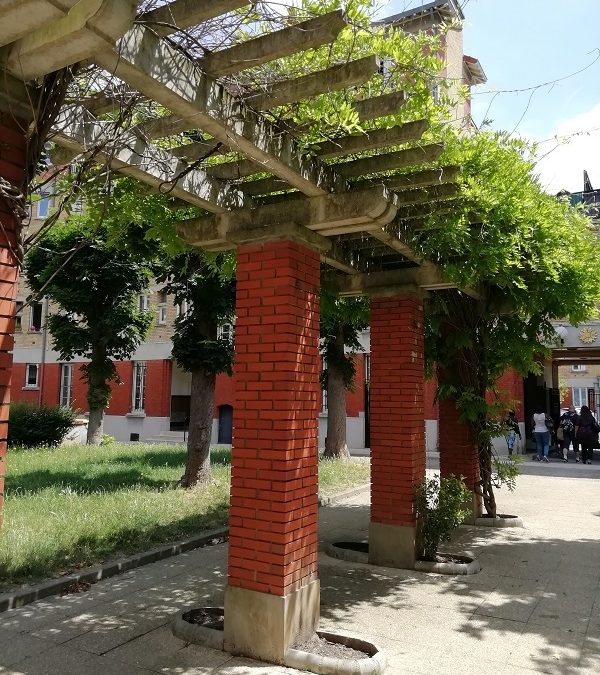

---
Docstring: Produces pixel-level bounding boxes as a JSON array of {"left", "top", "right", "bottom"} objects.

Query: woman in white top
[{"left": 532, "top": 408, "right": 550, "bottom": 462}]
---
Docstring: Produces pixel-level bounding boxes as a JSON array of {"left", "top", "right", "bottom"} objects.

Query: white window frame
[
  {"left": 25, "top": 363, "right": 39, "bottom": 388},
  {"left": 157, "top": 304, "right": 167, "bottom": 325},
  {"left": 572, "top": 387, "right": 587, "bottom": 408},
  {"left": 571, "top": 364, "right": 587, "bottom": 372},
  {"left": 60, "top": 363, "right": 73, "bottom": 407},
  {"left": 132, "top": 361, "right": 147, "bottom": 412},
  {"left": 138, "top": 294, "right": 150, "bottom": 312},
  {"left": 175, "top": 300, "right": 188, "bottom": 317}
]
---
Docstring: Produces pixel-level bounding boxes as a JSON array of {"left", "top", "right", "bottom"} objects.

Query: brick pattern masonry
[
  {"left": 439, "top": 396, "right": 480, "bottom": 492},
  {"left": 0, "top": 113, "right": 25, "bottom": 527},
  {"left": 228, "top": 240, "right": 321, "bottom": 597},
  {"left": 370, "top": 294, "right": 426, "bottom": 527}
]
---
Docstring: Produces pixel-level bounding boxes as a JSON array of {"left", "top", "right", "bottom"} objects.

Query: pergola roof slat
[
  {"left": 139, "top": 0, "right": 249, "bottom": 37},
  {"left": 198, "top": 11, "right": 347, "bottom": 77},
  {"left": 354, "top": 91, "right": 408, "bottom": 121},
  {"left": 353, "top": 165, "right": 462, "bottom": 191},
  {"left": 335, "top": 143, "right": 444, "bottom": 178},
  {"left": 244, "top": 56, "right": 379, "bottom": 111},
  {"left": 95, "top": 25, "right": 347, "bottom": 197}
]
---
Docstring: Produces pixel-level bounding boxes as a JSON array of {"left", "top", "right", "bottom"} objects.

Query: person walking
[
  {"left": 575, "top": 405, "right": 599, "bottom": 465},
  {"left": 505, "top": 410, "right": 522, "bottom": 456},
  {"left": 532, "top": 407, "right": 551, "bottom": 462},
  {"left": 559, "top": 405, "right": 579, "bottom": 462}
]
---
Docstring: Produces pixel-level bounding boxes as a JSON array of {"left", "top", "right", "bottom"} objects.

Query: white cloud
[{"left": 530, "top": 103, "right": 600, "bottom": 194}]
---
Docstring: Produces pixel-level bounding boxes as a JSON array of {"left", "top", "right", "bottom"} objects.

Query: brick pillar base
[
  {"left": 369, "top": 293, "right": 426, "bottom": 569},
  {"left": 0, "top": 113, "right": 26, "bottom": 527},
  {"left": 224, "top": 240, "right": 320, "bottom": 663},
  {"left": 438, "top": 397, "right": 482, "bottom": 518}
]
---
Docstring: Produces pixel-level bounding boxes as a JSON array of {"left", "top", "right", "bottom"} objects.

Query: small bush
[
  {"left": 8, "top": 402, "right": 76, "bottom": 448},
  {"left": 415, "top": 475, "right": 472, "bottom": 562}
]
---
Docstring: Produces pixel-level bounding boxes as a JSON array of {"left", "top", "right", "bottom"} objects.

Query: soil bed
[
  {"left": 426, "top": 553, "right": 473, "bottom": 565},
  {"left": 335, "top": 541, "right": 369, "bottom": 553},
  {"left": 294, "top": 634, "right": 370, "bottom": 660},
  {"left": 478, "top": 514, "right": 518, "bottom": 519},
  {"left": 182, "top": 608, "right": 224, "bottom": 631}
]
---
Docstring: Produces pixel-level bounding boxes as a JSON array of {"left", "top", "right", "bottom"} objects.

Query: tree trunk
[
  {"left": 324, "top": 328, "right": 350, "bottom": 459},
  {"left": 181, "top": 368, "right": 216, "bottom": 487},
  {"left": 87, "top": 407, "right": 104, "bottom": 445}
]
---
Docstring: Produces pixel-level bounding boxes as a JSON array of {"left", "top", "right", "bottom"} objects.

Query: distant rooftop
[
  {"left": 463, "top": 55, "right": 487, "bottom": 86},
  {"left": 375, "top": 0, "right": 464, "bottom": 26}
]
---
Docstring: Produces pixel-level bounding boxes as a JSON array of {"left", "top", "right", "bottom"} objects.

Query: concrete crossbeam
[
  {"left": 139, "top": 0, "right": 249, "bottom": 37},
  {"left": 54, "top": 106, "right": 246, "bottom": 212},
  {"left": 245, "top": 56, "right": 379, "bottom": 111},
  {"left": 177, "top": 186, "right": 398, "bottom": 248},
  {"left": 95, "top": 25, "right": 347, "bottom": 196},
  {"left": 5, "top": 0, "right": 137, "bottom": 81},
  {"left": 0, "top": 73, "right": 36, "bottom": 118},
  {"left": 198, "top": 11, "right": 346, "bottom": 77}
]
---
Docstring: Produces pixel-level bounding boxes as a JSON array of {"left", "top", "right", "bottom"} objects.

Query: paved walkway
[{"left": 0, "top": 466, "right": 599, "bottom": 674}]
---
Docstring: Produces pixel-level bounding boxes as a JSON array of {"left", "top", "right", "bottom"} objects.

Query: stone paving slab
[{"left": 0, "top": 471, "right": 599, "bottom": 674}]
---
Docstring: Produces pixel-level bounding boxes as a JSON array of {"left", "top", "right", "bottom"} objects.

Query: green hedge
[{"left": 8, "top": 402, "right": 76, "bottom": 448}]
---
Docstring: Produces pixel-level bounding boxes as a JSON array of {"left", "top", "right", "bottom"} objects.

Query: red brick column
[
  {"left": 224, "top": 239, "right": 320, "bottom": 663},
  {"left": 0, "top": 113, "right": 26, "bottom": 527},
  {"left": 438, "top": 396, "right": 482, "bottom": 516},
  {"left": 368, "top": 292, "right": 426, "bottom": 569}
]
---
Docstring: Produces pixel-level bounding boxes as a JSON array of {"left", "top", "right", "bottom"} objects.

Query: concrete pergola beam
[
  {"left": 177, "top": 186, "right": 398, "bottom": 249},
  {"left": 0, "top": 73, "right": 35, "bottom": 118},
  {"left": 212, "top": 121, "right": 432, "bottom": 194},
  {"left": 4, "top": 0, "right": 137, "bottom": 81},
  {"left": 54, "top": 106, "right": 246, "bottom": 212},
  {"left": 244, "top": 56, "right": 379, "bottom": 111},
  {"left": 95, "top": 26, "right": 347, "bottom": 197},
  {"left": 139, "top": 0, "right": 249, "bottom": 37},
  {"left": 326, "top": 263, "right": 452, "bottom": 296},
  {"left": 197, "top": 11, "right": 347, "bottom": 77},
  {"left": 0, "top": 0, "right": 77, "bottom": 48}
]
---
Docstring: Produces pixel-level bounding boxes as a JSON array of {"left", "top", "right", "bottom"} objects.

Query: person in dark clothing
[
  {"left": 505, "top": 410, "right": 522, "bottom": 456},
  {"left": 575, "top": 405, "right": 598, "bottom": 465},
  {"left": 559, "top": 405, "right": 579, "bottom": 463}
]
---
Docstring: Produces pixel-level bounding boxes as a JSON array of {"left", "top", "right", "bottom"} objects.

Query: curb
[{"left": 0, "top": 483, "right": 370, "bottom": 614}]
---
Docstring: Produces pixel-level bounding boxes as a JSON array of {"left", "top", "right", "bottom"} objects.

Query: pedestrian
[
  {"left": 559, "top": 405, "right": 579, "bottom": 463},
  {"left": 505, "top": 410, "right": 522, "bottom": 456},
  {"left": 575, "top": 405, "right": 599, "bottom": 465},
  {"left": 532, "top": 406, "right": 551, "bottom": 462}
]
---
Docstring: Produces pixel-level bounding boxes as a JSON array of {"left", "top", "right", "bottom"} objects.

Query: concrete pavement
[{"left": 0, "top": 469, "right": 598, "bottom": 674}]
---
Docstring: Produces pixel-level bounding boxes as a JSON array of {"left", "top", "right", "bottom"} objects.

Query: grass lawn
[{"left": 0, "top": 443, "right": 369, "bottom": 590}]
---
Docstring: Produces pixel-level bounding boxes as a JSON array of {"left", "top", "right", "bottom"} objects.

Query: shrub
[
  {"left": 414, "top": 475, "right": 472, "bottom": 562},
  {"left": 8, "top": 402, "right": 76, "bottom": 448}
]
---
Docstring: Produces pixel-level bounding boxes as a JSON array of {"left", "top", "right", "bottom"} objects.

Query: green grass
[{"left": 0, "top": 443, "right": 369, "bottom": 590}]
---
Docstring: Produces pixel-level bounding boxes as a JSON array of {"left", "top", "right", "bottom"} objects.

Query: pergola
[{"left": 0, "top": 0, "right": 480, "bottom": 665}]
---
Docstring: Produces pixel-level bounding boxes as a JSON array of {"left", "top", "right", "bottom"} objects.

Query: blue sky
[{"left": 378, "top": 0, "right": 600, "bottom": 192}]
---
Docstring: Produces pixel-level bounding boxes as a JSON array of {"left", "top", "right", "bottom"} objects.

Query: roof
[
  {"left": 375, "top": 0, "right": 464, "bottom": 27},
  {"left": 463, "top": 55, "right": 487, "bottom": 86}
]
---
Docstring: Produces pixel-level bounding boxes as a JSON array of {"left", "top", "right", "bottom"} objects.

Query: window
[
  {"left": 175, "top": 300, "right": 188, "bottom": 317},
  {"left": 218, "top": 323, "right": 234, "bottom": 342},
  {"left": 29, "top": 302, "right": 43, "bottom": 332},
  {"left": 138, "top": 294, "right": 150, "bottom": 312},
  {"left": 572, "top": 387, "right": 588, "bottom": 408},
  {"left": 572, "top": 365, "right": 587, "bottom": 372},
  {"left": 132, "top": 362, "right": 147, "bottom": 411},
  {"left": 25, "top": 364, "right": 39, "bottom": 388},
  {"left": 321, "top": 357, "right": 328, "bottom": 412},
  {"left": 60, "top": 364, "right": 73, "bottom": 407},
  {"left": 15, "top": 301, "right": 23, "bottom": 331},
  {"left": 157, "top": 289, "right": 167, "bottom": 325},
  {"left": 365, "top": 354, "right": 371, "bottom": 384},
  {"left": 36, "top": 181, "right": 54, "bottom": 219}
]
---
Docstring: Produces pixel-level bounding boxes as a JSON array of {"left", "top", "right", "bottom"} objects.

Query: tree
[
  {"left": 420, "top": 131, "right": 600, "bottom": 516},
  {"left": 25, "top": 222, "right": 153, "bottom": 444},
  {"left": 320, "top": 292, "right": 369, "bottom": 458},
  {"left": 156, "top": 252, "right": 235, "bottom": 487}
]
